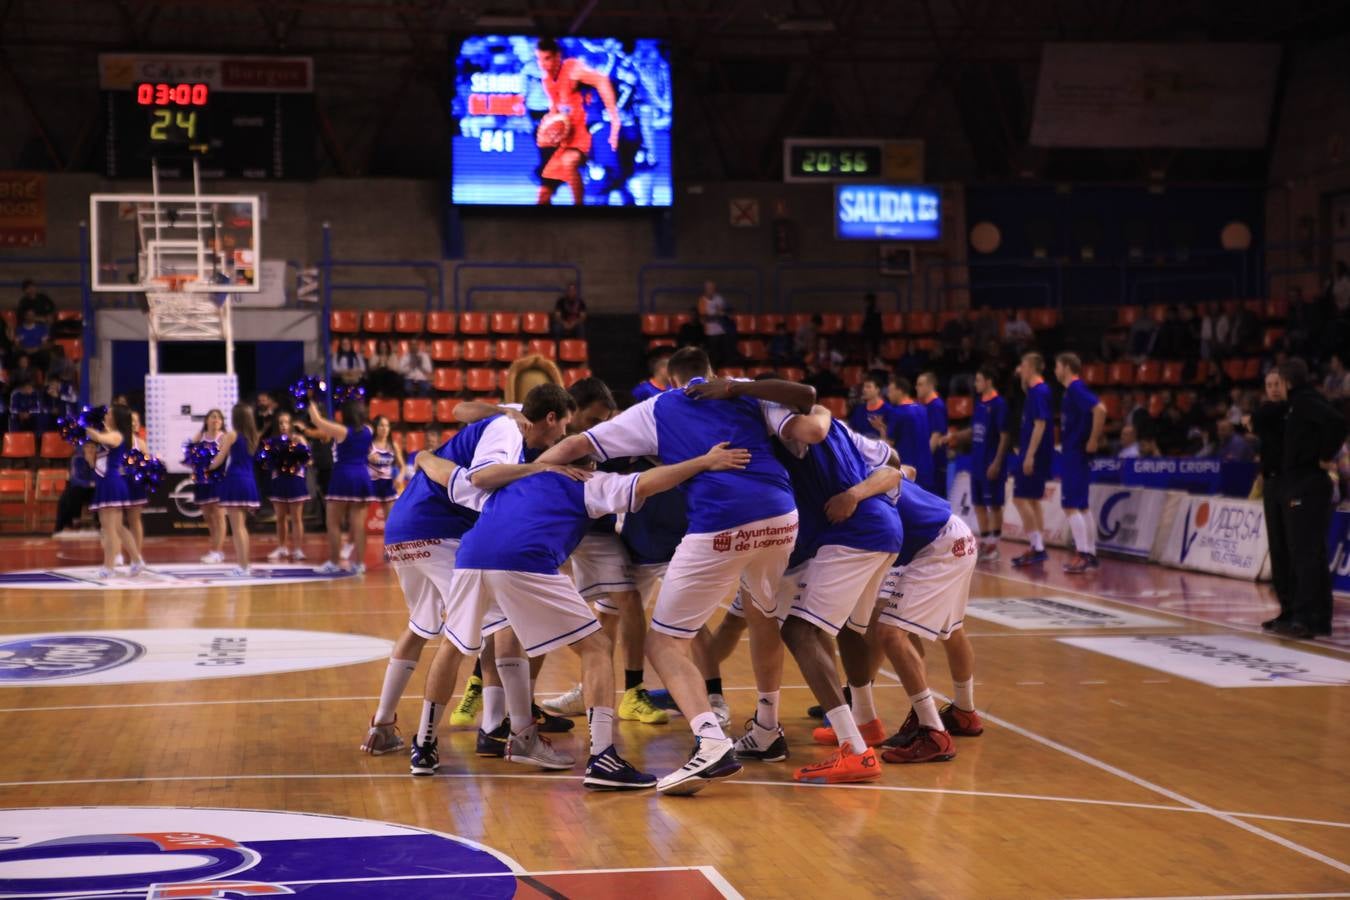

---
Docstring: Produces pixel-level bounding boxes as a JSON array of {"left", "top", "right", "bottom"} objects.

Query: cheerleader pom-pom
[
  {"left": 78, "top": 405, "right": 108, "bottom": 432},
  {"left": 58, "top": 415, "right": 87, "bottom": 447},
  {"left": 289, "top": 375, "right": 327, "bottom": 411},
  {"left": 182, "top": 440, "right": 222, "bottom": 482},
  {"left": 332, "top": 383, "right": 366, "bottom": 406},
  {"left": 261, "top": 434, "right": 311, "bottom": 476},
  {"left": 139, "top": 456, "right": 167, "bottom": 489}
]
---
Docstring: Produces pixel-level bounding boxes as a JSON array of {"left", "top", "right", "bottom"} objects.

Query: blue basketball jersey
[
  {"left": 384, "top": 417, "right": 501, "bottom": 545},
  {"left": 893, "top": 477, "right": 953, "bottom": 566}
]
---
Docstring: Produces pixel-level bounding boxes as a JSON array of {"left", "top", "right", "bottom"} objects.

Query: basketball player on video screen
[{"left": 534, "top": 37, "right": 619, "bottom": 207}]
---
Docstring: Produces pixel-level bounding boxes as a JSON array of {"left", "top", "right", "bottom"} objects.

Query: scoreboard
[
  {"left": 783, "top": 138, "right": 924, "bottom": 183},
  {"left": 101, "top": 53, "right": 316, "bottom": 180}
]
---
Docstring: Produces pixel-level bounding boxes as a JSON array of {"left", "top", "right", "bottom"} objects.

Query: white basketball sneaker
[
  {"left": 340, "top": 542, "right": 355, "bottom": 561},
  {"left": 267, "top": 546, "right": 290, "bottom": 562},
  {"left": 291, "top": 547, "right": 307, "bottom": 561},
  {"left": 540, "top": 683, "right": 586, "bottom": 717},
  {"left": 656, "top": 735, "right": 741, "bottom": 796},
  {"left": 201, "top": 550, "right": 224, "bottom": 564},
  {"left": 709, "top": 693, "right": 732, "bottom": 728},
  {"left": 505, "top": 725, "right": 574, "bottom": 770}
]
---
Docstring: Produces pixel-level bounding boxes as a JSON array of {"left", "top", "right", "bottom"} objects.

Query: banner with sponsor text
[
  {"left": 1088, "top": 483, "right": 1168, "bottom": 558},
  {"left": 1156, "top": 494, "right": 1269, "bottom": 581},
  {"left": 1330, "top": 509, "right": 1350, "bottom": 596}
]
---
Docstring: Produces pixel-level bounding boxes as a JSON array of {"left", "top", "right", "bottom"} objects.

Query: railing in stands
[
  {"left": 772, "top": 262, "right": 912, "bottom": 312},
  {"left": 638, "top": 263, "right": 763, "bottom": 313},
  {"left": 648, "top": 287, "right": 753, "bottom": 316},
  {"left": 455, "top": 262, "right": 581, "bottom": 312},
  {"left": 320, "top": 224, "right": 443, "bottom": 314}
]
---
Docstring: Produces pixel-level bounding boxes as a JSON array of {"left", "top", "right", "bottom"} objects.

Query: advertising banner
[
  {"left": 1089, "top": 483, "right": 1168, "bottom": 558},
  {"left": 1157, "top": 495, "right": 1268, "bottom": 580}
]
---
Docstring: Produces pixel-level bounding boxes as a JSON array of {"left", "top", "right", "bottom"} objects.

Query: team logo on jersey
[
  {"left": 0, "top": 563, "right": 353, "bottom": 591},
  {"left": 0, "top": 635, "right": 144, "bottom": 682},
  {"left": 0, "top": 629, "right": 391, "bottom": 686},
  {"left": 712, "top": 532, "right": 733, "bottom": 552},
  {"left": 0, "top": 807, "right": 519, "bottom": 898}
]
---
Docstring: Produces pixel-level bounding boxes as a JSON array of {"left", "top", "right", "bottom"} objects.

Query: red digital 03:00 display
[{"left": 136, "top": 83, "right": 210, "bottom": 107}]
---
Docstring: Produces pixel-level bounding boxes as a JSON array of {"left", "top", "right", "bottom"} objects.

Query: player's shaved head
[{"left": 668, "top": 347, "right": 712, "bottom": 387}]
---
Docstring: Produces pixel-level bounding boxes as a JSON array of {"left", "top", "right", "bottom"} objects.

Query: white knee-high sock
[
  {"left": 587, "top": 706, "right": 615, "bottom": 756},
  {"left": 909, "top": 689, "right": 943, "bottom": 731},
  {"left": 416, "top": 699, "right": 447, "bottom": 745},
  {"left": 496, "top": 657, "right": 532, "bottom": 733},
  {"left": 1084, "top": 518, "right": 1097, "bottom": 555},
  {"left": 953, "top": 677, "right": 975, "bottom": 711},
  {"left": 827, "top": 704, "right": 864, "bottom": 753},
  {"left": 374, "top": 658, "right": 417, "bottom": 724},
  {"left": 481, "top": 685, "right": 506, "bottom": 731},
  {"left": 1068, "top": 511, "right": 1090, "bottom": 554},
  {"left": 1029, "top": 530, "right": 1045, "bottom": 552},
  {"left": 850, "top": 682, "right": 877, "bottom": 723}
]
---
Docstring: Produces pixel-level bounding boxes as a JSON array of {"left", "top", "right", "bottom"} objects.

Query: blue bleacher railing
[
  {"left": 771, "top": 262, "right": 910, "bottom": 312},
  {"left": 455, "top": 263, "right": 581, "bottom": 313},
  {"left": 638, "top": 263, "right": 762, "bottom": 314}
]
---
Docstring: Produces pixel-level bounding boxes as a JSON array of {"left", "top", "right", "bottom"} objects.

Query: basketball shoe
[
  {"left": 940, "top": 703, "right": 984, "bottom": 736},
  {"left": 449, "top": 674, "right": 483, "bottom": 727},
  {"left": 1011, "top": 549, "right": 1048, "bottom": 567},
  {"left": 360, "top": 715, "right": 404, "bottom": 756},
  {"left": 656, "top": 735, "right": 741, "bottom": 796},
  {"left": 506, "top": 725, "right": 574, "bottom": 770},
  {"left": 880, "top": 726, "right": 955, "bottom": 764},
  {"left": 535, "top": 703, "right": 575, "bottom": 733},
  {"left": 734, "top": 719, "right": 789, "bottom": 762},
  {"left": 811, "top": 717, "right": 887, "bottom": 748},
  {"left": 541, "top": 683, "right": 585, "bottom": 717},
  {"left": 619, "top": 687, "right": 670, "bottom": 724},
  {"left": 475, "top": 719, "right": 509, "bottom": 758},
  {"left": 409, "top": 737, "right": 439, "bottom": 776},
  {"left": 793, "top": 743, "right": 880, "bottom": 784},
  {"left": 583, "top": 746, "right": 657, "bottom": 791},
  {"left": 267, "top": 547, "right": 289, "bottom": 562}
]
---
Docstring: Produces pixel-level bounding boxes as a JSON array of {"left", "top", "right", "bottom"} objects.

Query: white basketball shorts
[
  {"left": 385, "top": 538, "right": 460, "bottom": 640},
  {"left": 877, "top": 515, "right": 977, "bottom": 641},
  {"left": 442, "top": 569, "right": 603, "bottom": 658},
  {"left": 569, "top": 532, "right": 636, "bottom": 613}
]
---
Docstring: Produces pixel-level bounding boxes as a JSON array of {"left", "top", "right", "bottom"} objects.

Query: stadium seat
[
  {"left": 429, "top": 340, "right": 459, "bottom": 363},
  {"left": 1116, "top": 306, "right": 1141, "bottom": 327},
  {"left": 34, "top": 468, "right": 67, "bottom": 528},
  {"left": 1243, "top": 298, "right": 1264, "bottom": 315},
  {"left": 647, "top": 339, "right": 675, "bottom": 351},
  {"left": 818, "top": 314, "right": 844, "bottom": 335},
  {"left": 839, "top": 366, "right": 864, "bottom": 388},
  {"left": 641, "top": 314, "right": 671, "bottom": 336},
  {"left": 670, "top": 313, "right": 693, "bottom": 333},
  {"left": 1242, "top": 357, "right": 1261, "bottom": 380},
  {"left": 2, "top": 432, "right": 37, "bottom": 464},
  {"left": 563, "top": 367, "right": 592, "bottom": 387},
  {"left": 402, "top": 398, "right": 433, "bottom": 423},
  {"left": 882, "top": 313, "right": 904, "bottom": 334},
  {"left": 1030, "top": 308, "right": 1058, "bottom": 331},
  {"left": 747, "top": 366, "right": 775, "bottom": 378},
  {"left": 1263, "top": 298, "right": 1288, "bottom": 320},
  {"left": 733, "top": 314, "right": 756, "bottom": 335},
  {"left": 908, "top": 312, "right": 935, "bottom": 334},
  {"left": 465, "top": 368, "right": 497, "bottom": 393},
  {"left": 56, "top": 310, "right": 82, "bottom": 324},
  {"left": 1101, "top": 392, "right": 1124, "bottom": 421},
  {"left": 55, "top": 338, "right": 81, "bottom": 363},
  {"left": 845, "top": 313, "right": 865, "bottom": 333},
  {"left": 915, "top": 337, "right": 940, "bottom": 353},
  {"left": 490, "top": 312, "right": 519, "bottom": 335},
  {"left": 0, "top": 471, "right": 32, "bottom": 527},
  {"left": 937, "top": 310, "right": 961, "bottom": 333},
  {"left": 363, "top": 310, "right": 393, "bottom": 333},
  {"left": 1175, "top": 391, "right": 1196, "bottom": 414},
  {"left": 1136, "top": 361, "right": 1163, "bottom": 384},
  {"left": 1192, "top": 360, "right": 1212, "bottom": 384},
  {"left": 780, "top": 367, "right": 806, "bottom": 382},
  {"left": 1082, "top": 362, "right": 1106, "bottom": 385},
  {"left": 719, "top": 367, "right": 746, "bottom": 379},
  {"left": 494, "top": 340, "right": 524, "bottom": 364},
  {"left": 1148, "top": 304, "right": 1168, "bottom": 324},
  {"left": 1160, "top": 361, "right": 1185, "bottom": 383},
  {"left": 394, "top": 311, "right": 424, "bottom": 334},
  {"left": 737, "top": 340, "right": 767, "bottom": 361},
  {"left": 880, "top": 338, "right": 905, "bottom": 360},
  {"left": 822, "top": 397, "right": 848, "bottom": 419},
  {"left": 435, "top": 398, "right": 462, "bottom": 423},
  {"left": 401, "top": 431, "right": 427, "bottom": 454},
  {"left": 426, "top": 311, "right": 456, "bottom": 335},
  {"left": 522, "top": 311, "right": 551, "bottom": 335},
  {"left": 459, "top": 312, "right": 489, "bottom": 335},
  {"left": 433, "top": 368, "right": 463, "bottom": 393},
  {"left": 1262, "top": 327, "right": 1285, "bottom": 351},
  {"left": 527, "top": 339, "right": 557, "bottom": 359},
  {"left": 559, "top": 339, "right": 588, "bottom": 363},
  {"left": 1222, "top": 358, "right": 1246, "bottom": 382},
  {"left": 460, "top": 339, "right": 492, "bottom": 363},
  {"left": 1107, "top": 361, "right": 1136, "bottom": 385},
  {"left": 758, "top": 314, "right": 785, "bottom": 335},
  {"left": 330, "top": 310, "right": 359, "bottom": 334},
  {"left": 39, "top": 432, "right": 73, "bottom": 460},
  {"left": 786, "top": 313, "right": 812, "bottom": 333},
  {"left": 947, "top": 396, "right": 973, "bottom": 420},
  {"left": 368, "top": 398, "right": 401, "bottom": 422}
]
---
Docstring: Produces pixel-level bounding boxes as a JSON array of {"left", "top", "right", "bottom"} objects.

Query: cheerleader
[
  {"left": 194, "top": 408, "right": 228, "bottom": 564},
  {"left": 208, "top": 403, "right": 262, "bottom": 575},
  {"left": 368, "top": 415, "right": 404, "bottom": 518},
  {"left": 87, "top": 405, "right": 145, "bottom": 578},
  {"left": 265, "top": 410, "right": 310, "bottom": 562},
  {"left": 308, "top": 398, "right": 374, "bottom": 574},
  {"left": 125, "top": 410, "right": 150, "bottom": 554}
]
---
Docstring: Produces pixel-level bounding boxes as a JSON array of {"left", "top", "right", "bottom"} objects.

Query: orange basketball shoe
[
  {"left": 939, "top": 703, "right": 984, "bottom": 736},
  {"left": 793, "top": 744, "right": 881, "bottom": 784},
  {"left": 811, "top": 718, "right": 887, "bottom": 747},
  {"left": 880, "top": 726, "right": 956, "bottom": 764}
]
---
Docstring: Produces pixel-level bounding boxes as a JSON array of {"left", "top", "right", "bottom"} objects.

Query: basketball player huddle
[{"left": 359, "top": 348, "right": 983, "bottom": 795}]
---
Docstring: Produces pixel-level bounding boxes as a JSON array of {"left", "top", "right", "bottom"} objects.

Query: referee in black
[
  {"left": 1251, "top": 369, "right": 1291, "bottom": 631},
  {"left": 1272, "top": 358, "right": 1347, "bottom": 638}
]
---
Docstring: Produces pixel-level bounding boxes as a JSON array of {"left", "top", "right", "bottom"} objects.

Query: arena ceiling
[{"left": 3, "top": 0, "right": 1349, "bottom": 179}]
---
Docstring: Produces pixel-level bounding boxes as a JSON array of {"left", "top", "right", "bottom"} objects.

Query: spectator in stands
[
  {"left": 1126, "top": 309, "right": 1158, "bottom": 360},
  {"left": 53, "top": 444, "right": 96, "bottom": 536},
  {"left": 399, "top": 338, "right": 433, "bottom": 397},
  {"left": 1003, "top": 310, "right": 1033, "bottom": 353},
  {"left": 847, "top": 373, "right": 891, "bottom": 439},
  {"left": 940, "top": 335, "right": 978, "bottom": 394},
  {"left": 696, "top": 280, "right": 730, "bottom": 366},
  {"left": 972, "top": 305, "right": 1000, "bottom": 350},
  {"left": 811, "top": 334, "right": 842, "bottom": 372},
  {"left": 767, "top": 322, "right": 794, "bottom": 365},
  {"left": 1287, "top": 286, "right": 1327, "bottom": 359},
  {"left": 896, "top": 339, "right": 928, "bottom": 382},
  {"left": 1330, "top": 260, "right": 1350, "bottom": 316},
  {"left": 40, "top": 379, "right": 77, "bottom": 435},
  {"left": 8, "top": 379, "right": 40, "bottom": 432},
  {"left": 1117, "top": 423, "right": 1141, "bottom": 458},
  {"left": 861, "top": 292, "right": 883, "bottom": 359},
  {"left": 552, "top": 282, "right": 587, "bottom": 339},
  {"left": 1215, "top": 418, "right": 1255, "bottom": 462},
  {"left": 803, "top": 346, "right": 845, "bottom": 397},
  {"left": 254, "top": 391, "right": 278, "bottom": 437},
  {"left": 939, "top": 308, "right": 971, "bottom": 352},
  {"left": 9, "top": 352, "right": 35, "bottom": 388},
  {"left": 794, "top": 313, "right": 820, "bottom": 360},
  {"left": 46, "top": 344, "right": 76, "bottom": 385},
  {"left": 16, "top": 278, "right": 55, "bottom": 326},
  {"left": 1322, "top": 353, "right": 1350, "bottom": 401},
  {"left": 1152, "top": 306, "right": 1190, "bottom": 359},
  {"left": 15, "top": 307, "right": 51, "bottom": 370},
  {"left": 332, "top": 337, "right": 366, "bottom": 386},
  {"left": 367, "top": 338, "right": 401, "bottom": 397},
  {"left": 676, "top": 304, "right": 704, "bottom": 348}
]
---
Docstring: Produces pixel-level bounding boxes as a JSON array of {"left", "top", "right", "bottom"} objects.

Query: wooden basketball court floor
[{"left": 0, "top": 534, "right": 1347, "bottom": 899}]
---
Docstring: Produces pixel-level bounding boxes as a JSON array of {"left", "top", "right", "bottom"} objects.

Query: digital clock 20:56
[{"left": 800, "top": 149, "right": 872, "bottom": 175}]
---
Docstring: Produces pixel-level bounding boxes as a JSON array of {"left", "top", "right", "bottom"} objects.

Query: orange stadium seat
[
  {"left": 460, "top": 340, "right": 492, "bottom": 363},
  {"left": 641, "top": 314, "right": 670, "bottom": 336},
  {"left": 430, "top": 340, "right": 459, "bottom": 363},
  {"left": 1106, "top": 361, "right": 1135, "bottom": 386},
  {"left": 425, "top": 311, "right": 456, "bottom": 335},
  {"left": 465, "top": 368, "right": 497, "bottom": 392},
  {"left": 330, "top": 310, "right": 359, "bottom": 334},
  {"left": 882, "top": 313, "right": 904, "bottom": 334},
  {"left": 559, "top": 340, "right": 588, "bottom": 363},
  {"left": 1262, "top": 327, "right": 1285, "bottom": 350},
  {"left": 522, "top": 311, "right": 551, "bottom": 335},
  {"left": 670, "top": 313, "right": 692, "bottom": 333},
  {"left": 368, "top": 398, "right": 401, "bottom": 422},
  {"left": 459, "top": 312, "right": 488, "bottom": 335},
  {"left": 747, "top": 366, "right": 775, "bottom": 378},
  {"left": 527, "top": 339, "right": 557, "bottom": 359},
  {"left": 1222, "top": 358, "right": 1245, "bottom": 382},
  {"left": 1191, "top": 360, "right": 1212, "bottom": 384},
  {"left": 786, "top": 313, "right": 812, "bottom": 333},
  {"left": 780, "top": 367, "right": 806, "bottom": 382},
  {"left": 490, "top": 312, "right": 519, "bottom": 335},
  {"left": 2, "top": 433, "right": 37, "bottom": 469},
  {"left": 720, "top": 367, "right": 747, "bottom": 379},
  {"left": 363, "top": 310, "right": 392, "bottom": 333},
  {"left": 435, "top": 398, "right": 462, "bottom": 423},
  {"left": 494, "top": 340, "right": 524, "bottom": 364},
  {"left": 757, "top": 314, "right": 785, "bottom": 335},
  {"left": 737, "top": 340, "right": 767, "bottom": 361},
  {"left": 55, "top": 338, "right": 82, "bottom": 363},
  {"left": 1161, "top": 361, "right": 1185, "bottom": 383},
  {"left": 563, "top": 367, "right": 592, "bottom": 387},
  {"left": 1148, "top": 304, "right": 1168, "bottom": 324},
  {"left": 56, "top": 309, "right": 82, "bottom": 324},
  {"left": 1136, "top": 361, "right": 1163, "bottom": 384},
  {"left": 1116, "top": 306, "right": 1141, "bottom": 327},
  {"left": 403, "top": 398, "right": 433, "bottom": 424},
  {"left": 822, "top": 397, "right": 848, "bottom": 419},
  {"left": 845, "top": 313, "right": 865, "bottom": 333},
  {"left": 433, "top": 368, "right": 463, "bottom": 393},
  {"left": 39, "top": 433, "right": 73, "bottom": 460},
  {"left": 1243, "top": 298, "right": 1264, "bottom": 315},
  {"left": 1242, "top": 357, "right": 1261, "bottom": 380},
  {"left": 840, "top": 366, "right": 864, "bottom": 388},
  {"left": 733, "top": 314, "right": 756, "bottom": 335},
  {"left": 947, "top": 396, "right": 973, "bottom": 419},
  {"left": 1030, "top": 308, "right": 1058, "bottom": 331},
  {"left": 908, "top": 312, "right": 935, "bottom": 334},
  {"left": 1082, "top": 362, "right": 1106, "bottom": 385},
  {"left": 1101, "top": 392, "right": 1124, "bottom": 421},
  {"left": 647, "top": 339, "right": 675, "bottom": 352},
  {"left": 818, "top": 314, "right": 844, "bottom": 335},
  {"left": 394, "top": 311, "right": 424, "bottom": 334},
  {"left": 937, "top": 310, "right": 961, "bottom": 332},
  {"left": 1263, "top": 298, "right": 1288, "bottom": 320}
]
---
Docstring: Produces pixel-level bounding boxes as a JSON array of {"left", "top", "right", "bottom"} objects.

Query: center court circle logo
[
  {"left": 0, "top": 629, "right": 392, "bottom": 686},
  {"left": 0, "top": 807, "right": 520, "bottom": 898}
]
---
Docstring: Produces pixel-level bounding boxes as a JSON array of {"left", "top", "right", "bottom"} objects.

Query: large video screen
[
  {"left": 835, "top": 185, "right": 941, "bottom": 241},
  {"left": 452, "top": 36, "right": 673, "bottom": 207}
]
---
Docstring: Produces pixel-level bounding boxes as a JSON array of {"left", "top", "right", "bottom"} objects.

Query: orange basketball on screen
[{"left": 536, "top": 112, "right": 571, "bottom": 147}]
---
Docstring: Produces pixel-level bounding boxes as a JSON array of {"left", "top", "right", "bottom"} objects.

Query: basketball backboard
[{"left": 89, "top": 193, "right": 261, "bottom": 293}]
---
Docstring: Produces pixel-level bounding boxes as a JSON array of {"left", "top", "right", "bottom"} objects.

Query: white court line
[
  {"left": 0, "top": 771, "right": 1345, "bottom": 832},
  {"left": 875, "top": 667, "right": 1350, "bottom": 875},
  {"left": 984, "top": 570, "right": 1350, "bottom": 657},
  {"left": 1075, "top": 894, "right": 1350, "bottom": 900}
]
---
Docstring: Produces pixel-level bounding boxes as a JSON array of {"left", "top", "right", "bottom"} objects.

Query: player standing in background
[
  {"left": 1055, "top": 353, "right": 1107, "bottom": 574},
  {"left": 967, "top": 364, "right": 1010, "bottom": 560},
  {"left": 632, "top": 347, "right": 673, "bottom": 403},
  {"left": 917, "top": 372, "right": 949, "bottom": 497},
  {"left": 1011, "top": 353, "right": 1054, "bottom": 568},
  {"left": 534, "top": 37, "right": 620, "bottom": 207},
  {"left": 878, "top": 375, "right": 935, "bottom": 492},
  {"left": 847, "top": 373, "right": 892, "bottom": 439}
]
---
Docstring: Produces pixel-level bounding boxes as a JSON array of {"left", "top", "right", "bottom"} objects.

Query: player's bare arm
[
  {"left": 824, "top": 465, "right": 903, "bottom": 524},
  {"left": 634, "top": 442, "right": 750, "bottom": 500},
  {"left": 1086, "top": 402, "right": 1107, "bottom": 454},
  {"left": 685, "top": 376, "right": 816, "bottom": 414},
  {"left": 576, "top": 66, "right": 621, "bottom": 150},
  {"left": 454, "top": 401, "right": 527, "bottom": 427},
  {"left": 534, "top": 432, "right": 598, "bottom": 466}
]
